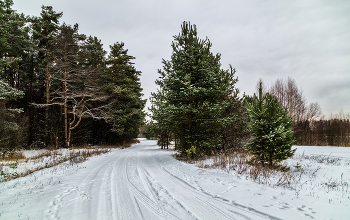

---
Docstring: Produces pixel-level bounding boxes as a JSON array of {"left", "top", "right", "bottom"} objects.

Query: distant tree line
[
  {"left": 0, "top": 0, "right": 146, "bottom": 156},
  {"left": 264, "top": 78, "right": 350, "bottom": 147},
  {"left": 295, "top": 113, "right": 350, "bottom": 147}
]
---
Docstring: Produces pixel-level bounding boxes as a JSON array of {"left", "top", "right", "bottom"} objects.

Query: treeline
[
  {"left": 295, "top": 113, "right": 350, "bottom": 147},
  {"left": 264, "top": 78, "right": 350, "bottom": 147},
  {"left": 0, "top": 0, "right": 146, "bottom": 155}
]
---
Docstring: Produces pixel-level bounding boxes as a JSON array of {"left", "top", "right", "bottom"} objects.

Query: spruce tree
[
  {"left": 151, "top": 21, "right": 240, "bottom": 155},
  {"left": 245, "top": 82, "right": 296, "bottom": 167}
]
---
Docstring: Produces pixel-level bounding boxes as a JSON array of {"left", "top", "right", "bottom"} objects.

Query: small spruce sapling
[{"left": 245, "top": 81, "right": 296, "bottom": 167}]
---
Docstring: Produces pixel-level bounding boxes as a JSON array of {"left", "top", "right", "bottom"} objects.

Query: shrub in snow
[{"left": 186, "top": 145, "right": 197, "bottom": 158}]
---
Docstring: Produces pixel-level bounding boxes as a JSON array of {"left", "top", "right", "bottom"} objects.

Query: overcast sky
[{"left": 12, "top": 0, "right": 350, "bottom": 116}]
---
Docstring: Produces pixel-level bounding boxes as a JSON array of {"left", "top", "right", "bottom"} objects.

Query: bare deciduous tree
[
  {"left": 254, "top": 78, "right": 324, "bottom": 146},
  {"left": 263, "top": 77, "right": 322, "bottom": 123}
]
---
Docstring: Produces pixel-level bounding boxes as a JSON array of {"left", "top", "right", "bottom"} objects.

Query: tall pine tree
[
  {"left": 31, "top": 5, "right": 63, "bottom": 147},
  {"left": 151, "top": 21, "right": 240, "bottom": 155}
]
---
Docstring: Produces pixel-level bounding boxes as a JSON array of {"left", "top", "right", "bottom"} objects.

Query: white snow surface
[{"left": 0, "top": 139, "right": 349, "bottom": 220}]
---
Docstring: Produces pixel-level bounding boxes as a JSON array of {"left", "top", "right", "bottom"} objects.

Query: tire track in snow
[
  {"left": 71, "top": 152, "right": 117, "bottom": 219},
  {"left": 45, "top": 141, "right": 281, "bottom": 220},
  {"left": 141, "top": 150, "right": 244, "bottom": 220},
  {"left": 142, "top": 146, "right": 282, "bottom": 220},
  {"left": 94, "top": 162, "right": 114, "bottom": 219},
  {"left": 127, "top": 150, "right": 180, "bottom": 220},
  {"left": 110, "top": 149, "right": 144, "bottom": 220},
  {"left": 162, "top": 167, "right": 283, "bottom": 220},
  {"left": 136, "top": 146, "right": 197, "bottom": 219},
  {"left": 46, "top": 150, "right": 120, "bottom": 219}
]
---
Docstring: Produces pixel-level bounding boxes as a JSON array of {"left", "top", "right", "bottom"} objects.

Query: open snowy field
[{"left": 0, "top": 139, "right": 349, "bottom": 219}]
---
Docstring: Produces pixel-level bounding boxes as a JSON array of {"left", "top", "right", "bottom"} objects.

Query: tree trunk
[
  {"left": 166, "top": 130, "right": 169, "bottom": 149},
  {"left": 64, "top": 47, "right": 68, "bottom": 148},
  {"left": 28, "top": 54, "right": 34, "bottom": 147}
]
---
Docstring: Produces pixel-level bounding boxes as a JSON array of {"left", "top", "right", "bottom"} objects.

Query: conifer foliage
[
  {"left": 0, "top": 1, "right": 146, "bottom": 153},
  {"left": 245, "top": 82, "right": 296, "bottom": 167},
  {"left": 0, "top": 80, "right": 25, "bottom": 157},
  {"left": 104, "top": 42, "right": 146, "bottom": 139},
  {"left": 151, "top": 22, "right": 241, "bottom": 155}
]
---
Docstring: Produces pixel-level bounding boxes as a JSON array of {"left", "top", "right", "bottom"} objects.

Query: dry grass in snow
[
  {"left": 193, "top": 147, "right": 350, "bottom": 205},
  {"left": 0, "top": 139, "right": 141, "bottom": 183},
  {"left": 0, "top": 148, "right": 110, "bottom": 182}
]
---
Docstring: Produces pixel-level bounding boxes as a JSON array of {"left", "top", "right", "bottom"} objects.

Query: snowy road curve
[{"left": 1, "top": 140, "right": 296, "bottom": 219}]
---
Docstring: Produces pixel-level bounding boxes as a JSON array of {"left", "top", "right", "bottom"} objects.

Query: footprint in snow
[
  {"left": 278, "top": 202, "right": 290, "bottom": 210},
  {"left": 296, "top": 205, "right": 317, "bottom": 219},
  {"left": 297, "top": 205, "right": 306, "bottom": 211}
]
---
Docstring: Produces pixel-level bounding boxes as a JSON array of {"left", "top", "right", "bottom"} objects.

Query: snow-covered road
[{"left": 1, "top": 139, "right": 349, "bottom": 219}]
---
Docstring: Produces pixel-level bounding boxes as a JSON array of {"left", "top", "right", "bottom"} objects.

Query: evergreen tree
[
  {"left": 30, "top": 5, "right": 63, "bottom": 147},
  {"left": 81, "top": 36, "right": 106, "bottom": 68},
  {"left": 149, "top": 91, "right": 172, "bottom": 149},
  {"left": 32, "top": 5, "right": 62, "bottom": 107},
  {"left": 151, "top": 21, "right": 240, "bottom": 155},
  {"left": 104, "top": 42, "right": 146, "bottom": 140},
  {"left": 142, "top": 122, "right": 158, "bottom": 140},
  {"left": 48, "top": 23, "right": 112, "bottom": 147},
  {"left": 0, "top": 0, "right": 31, "bottom": 87},
  {"left": 0, "top": 80, "right": 26, "bottom": 157},
  {"left": 245, "top": 81, "right": 296, "bottom": 167},
  {"left": 71, "top": 35, "right": 107, "bottom": 145},
  {"left": 0, "top": 0, "right": 33, "bottom": 98},
  {"left": 0, "top": 2, "right": 146, "bottom": 149},
  {"left": 0, "top": 0, "right": 32, "bottom": 148}
]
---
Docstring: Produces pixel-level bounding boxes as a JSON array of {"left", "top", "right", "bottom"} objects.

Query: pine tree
[
  {"left": 245, "top": 81, "right": 296, "bottom": 167},
  {"left": 30, "top": 5, "right": 63, "bottom": 147},
  {"left": 0, "top": 0, "right": 31, "bottom": 87},
  {"left": 151, "top": 21, "right": 240, "bottom": 155},
  {"left": 48, "top": 23, "right": 112, "bottom": 147},
  {"left": 104, "top": 42, "right": 146, "bottom": 140},
  {"left": 71, "top": 35, "right": 107, "bottom": 145},
  {"left": 32, "top": 5, "right": 62, "bottom": 107},
  {"left": 0, "top": 0, "right": 32, "bottom": 149},
  {"left": 0, "top": 80, "right": 25, "bottom": 157},
  {"left": 1, "top": 3, "right": 146, "bottom": 148}
]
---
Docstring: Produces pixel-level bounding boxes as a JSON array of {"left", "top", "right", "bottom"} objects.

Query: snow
[
  {"left": 0, "top": 139, "right": 349, "bottom": 219},
  {"left": 1, "top": 148, "right": 107, "bottom": 181}
]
